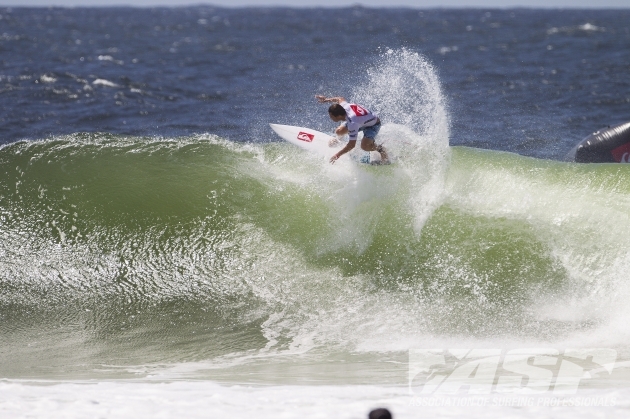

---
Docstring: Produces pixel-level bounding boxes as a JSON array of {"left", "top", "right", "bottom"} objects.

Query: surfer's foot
[{"left": 376, "top": 144, "right": 389, "bottom": 164}]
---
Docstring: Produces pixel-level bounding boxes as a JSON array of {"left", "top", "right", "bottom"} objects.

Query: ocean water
[{"left": 1, "top": 6, "right": 630, "bottom": 418}]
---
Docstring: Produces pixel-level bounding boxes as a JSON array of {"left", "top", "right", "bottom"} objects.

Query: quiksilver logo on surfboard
[{"left": 297, "top": 132, "right": 314, "bottom": 142}]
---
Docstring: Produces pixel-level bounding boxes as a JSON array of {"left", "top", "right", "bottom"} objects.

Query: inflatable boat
[{"left": 567, "top": 121, "right": 630, "bottom": 163}]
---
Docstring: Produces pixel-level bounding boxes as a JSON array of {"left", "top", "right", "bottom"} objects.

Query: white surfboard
[{"left": 269, "top": 123, "right": 379, "bottom": 164}]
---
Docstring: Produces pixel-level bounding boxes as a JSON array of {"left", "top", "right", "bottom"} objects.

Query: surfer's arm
[
  {"left": 329, "top": 140, "right": 356, "bottom": 164},
  {"left": 316, "top": 95, "right": 345, "bottom": 104}
]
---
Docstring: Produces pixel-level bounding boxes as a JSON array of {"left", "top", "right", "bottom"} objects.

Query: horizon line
[{"left": 1, "top": 3, "right": 629, "bottom": 9}]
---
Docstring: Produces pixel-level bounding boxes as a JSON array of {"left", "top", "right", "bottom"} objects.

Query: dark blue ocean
[
  {"left": 2, "top": 7, "right": 629, "bottom": 157},
  {"left": 2, "top": 7, "right": 630, "bottom": 419}
]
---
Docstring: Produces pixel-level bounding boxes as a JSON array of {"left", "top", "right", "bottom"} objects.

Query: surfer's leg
[
  {"left": 360, "top": 137, "right": 378, "bottom": 152},
  {"left": 376, "top": 144, "right": 389, "bottom": 163},
  {"left": 361, "top": 137, "right": 389, "bottom": 163},
  {"left": 360, "top": 122, "right": 388, "bottom": 162}
]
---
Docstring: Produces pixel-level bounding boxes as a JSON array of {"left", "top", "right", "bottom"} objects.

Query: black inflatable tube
[{"left": 567, "top": 121, "right": 630, "bottom": 163}]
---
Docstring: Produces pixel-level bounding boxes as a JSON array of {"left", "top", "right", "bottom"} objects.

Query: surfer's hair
[{"left": 328, "top": 104, "right": 346, "bottom": 117}]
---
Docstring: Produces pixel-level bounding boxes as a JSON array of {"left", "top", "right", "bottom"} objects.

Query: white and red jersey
[{"left": 340, "top": 101, "right": 379, "bottom": 140}]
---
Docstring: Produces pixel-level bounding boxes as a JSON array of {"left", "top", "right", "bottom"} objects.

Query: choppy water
[{"left": 1, "top": 6, "right": 630, "bottom": 419}]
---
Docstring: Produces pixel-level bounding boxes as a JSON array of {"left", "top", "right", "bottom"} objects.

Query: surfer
[{"left": 315, "top": 95, "right": 389, "bottom": 164}]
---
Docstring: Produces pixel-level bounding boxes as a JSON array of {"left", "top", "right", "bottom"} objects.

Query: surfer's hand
[
  {"left": 315, "top": 95, "right": 327, "bottom": 103},
  {"left": 329, "top": 154, "right": 339, "bottom": 164}
]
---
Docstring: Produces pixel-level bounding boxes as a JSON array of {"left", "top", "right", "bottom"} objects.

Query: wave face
[{"left": 2, "top": 50, "right": 630, "bottom": 381}]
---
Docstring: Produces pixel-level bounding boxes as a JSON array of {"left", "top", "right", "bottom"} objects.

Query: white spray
[{"left": 354, "top": 48, "right": 451, "bottom": 231}]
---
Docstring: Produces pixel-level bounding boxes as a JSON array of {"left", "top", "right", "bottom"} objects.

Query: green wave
[{"left": 1, "top": 134, "right": 629, "bottom": 372}]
